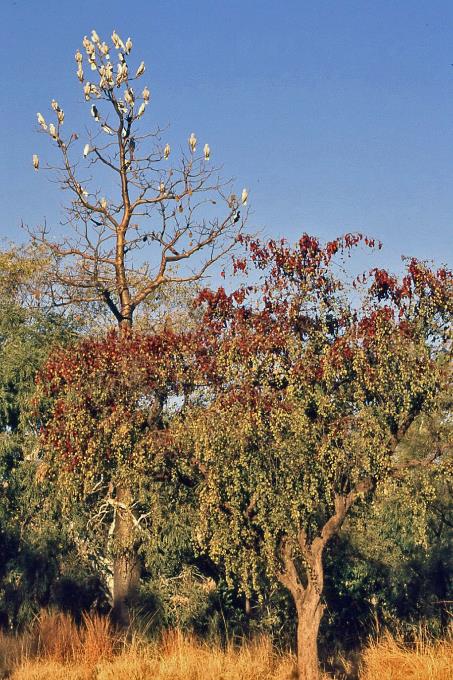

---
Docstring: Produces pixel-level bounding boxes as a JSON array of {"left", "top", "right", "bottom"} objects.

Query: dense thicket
[{"left": 0, "top": 241, "right": 450, "bottom": 673}]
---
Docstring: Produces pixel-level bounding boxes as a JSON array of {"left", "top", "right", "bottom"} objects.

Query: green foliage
[
  {"left": 183, "top": 237, "right": 451, "bottom": 596},
  {"left": 0, "top": 237, "right": 451, "bottom": 656}
]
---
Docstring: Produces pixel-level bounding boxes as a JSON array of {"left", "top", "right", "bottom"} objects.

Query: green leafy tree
[
  {"left": 182, "top": 235, "right": 452, "bottom": 680},
  {"left": 0, "top": 247, "right": 79, "bottom": 627}
]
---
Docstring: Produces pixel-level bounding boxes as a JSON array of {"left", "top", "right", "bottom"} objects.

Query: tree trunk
[
  {"left": 111, "top": 484, "right": 140, "bottom": 627},
  {"left": 295, "top": 585, "right": 324, "bottom": 680},
  {"left": 110, "top": 311, "right": 140, "bottom": 627},
  {"left": 278, "top": 493, "right": 370, "bottom": 679}
]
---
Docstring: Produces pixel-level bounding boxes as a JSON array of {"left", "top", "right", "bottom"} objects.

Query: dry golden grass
[
  {"left": 0, "top": 610, "right": 451, "bottom": 680},
  {"left": 4, "top": 612, "right": 296, "bottom": 680},
  {"left": 360, "top": 630, "right": 453, "bottom": 680}
]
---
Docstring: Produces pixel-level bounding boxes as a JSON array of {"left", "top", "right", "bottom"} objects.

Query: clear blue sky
[{"left": 1, "top": 0, "right": 452, "bottom": 273}]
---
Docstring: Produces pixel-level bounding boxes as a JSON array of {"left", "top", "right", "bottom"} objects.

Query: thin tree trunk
[
  {"left": 111, "top": 484, "right": 140, "bottom": 627},
  {"left": 111, "top": 311, "right": 139, "bottom": 627}
]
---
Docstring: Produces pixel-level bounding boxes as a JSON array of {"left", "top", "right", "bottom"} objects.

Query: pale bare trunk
[
  {"left": 111, "top": 484, "right": 140, "bottom": 627},
  {"left": 111, "top": 313, "right": 139, "bottom": 627}
]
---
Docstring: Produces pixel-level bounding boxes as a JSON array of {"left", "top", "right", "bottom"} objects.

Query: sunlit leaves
[
  {"left": 37, "top": 330, "right": 198, "bottom": 489},
  {"left": 184, "top": 235, "right": 452, "bottom": 594}
]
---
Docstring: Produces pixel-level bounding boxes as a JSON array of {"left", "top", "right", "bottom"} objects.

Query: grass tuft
[
  {"left": 360, "top": 630, "right": 453, "bottom": 680},
  {"left": 0, "top": 610, "right": 450, "bottom": 680}
]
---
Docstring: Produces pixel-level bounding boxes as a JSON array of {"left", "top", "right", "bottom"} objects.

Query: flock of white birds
[{"left": 33, "top": 29, "right": 248, "bottom": 207}]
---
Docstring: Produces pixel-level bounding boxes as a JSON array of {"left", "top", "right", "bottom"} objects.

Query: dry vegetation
[{"left": 0, "top": 611, "right": 451, "bottom": 680}]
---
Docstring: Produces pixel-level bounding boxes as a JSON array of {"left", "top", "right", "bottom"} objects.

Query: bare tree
[
  {"left": 29, "top": 28, "right": 247, "bottom": 625},
  {"left": 30, "top": 29, "right": 246, "bottom": 332}
]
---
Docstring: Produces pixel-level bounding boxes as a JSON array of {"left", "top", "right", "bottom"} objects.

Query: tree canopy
[{"left": 179, "top": 234, "right": 451, "bottom": 679}]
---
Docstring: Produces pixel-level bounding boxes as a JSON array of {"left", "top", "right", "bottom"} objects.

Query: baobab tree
[
  {"left": 184, "top": 235, "right": 452, "bottom": 680},
  {"left": 30, "top": 28, "right": 246, "bottom": 623}
]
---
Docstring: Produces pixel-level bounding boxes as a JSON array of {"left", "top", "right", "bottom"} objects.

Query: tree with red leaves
[
  {"left": 36, "top": 330, "right": 197, "bottom": 624},
  {"left": 183, "top": 234, "right": 452, "bottom": 680},
  {"left": 30, "top": 27, "right": 247, "bottom": 625}
]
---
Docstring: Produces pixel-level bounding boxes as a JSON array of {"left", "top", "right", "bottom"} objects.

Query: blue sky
[{"left": 1, "top": 0, "right": 452, "bottom": 274}]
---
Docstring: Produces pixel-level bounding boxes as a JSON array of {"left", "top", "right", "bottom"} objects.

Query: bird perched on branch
[
  {"left": 124, "top": 88, "right": 135, "bottom": 106},
  {"left": 91, "top": 105, "right": 100, "bottom": 121},
  {"left": 129, "top": 137, "right": 136, "bottom": 160},
  {"left": 37, "top": 113, "right": 47, "bottom": 130},
  {"left": 188, "top": 132, "right": 197, "bottom": 153},
  {"left": 135, "top": 61, "right": 145, "bottom": 77}
]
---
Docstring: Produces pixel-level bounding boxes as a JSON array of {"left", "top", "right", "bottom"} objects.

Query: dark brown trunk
[
  {"left": 295, "top": 584, "right": 324, "bottom": 680},
  {"left": 111, "top": 484, "right": 140, "bottom": 627}
]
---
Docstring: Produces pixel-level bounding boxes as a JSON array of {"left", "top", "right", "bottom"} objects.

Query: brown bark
[
  {"left": 278, "top": 538, "right": 324, "bottom": 680},
  {"left": 295, "top": 584, "right": 324, "bottom": 680},
  {"left": 278, "top": 488, "right": 372, "bottom": 679}
]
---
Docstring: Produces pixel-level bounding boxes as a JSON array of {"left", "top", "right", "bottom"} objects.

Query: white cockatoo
[
  {"left": 82, "top": 36, "right": 95, "bottom": 56},
  {"left": 188, "top": 132, "right": 197, "bottom": 153},
  {"left": 241, "top": 188, "right": 248, "bottom": 205},
  {"left": 37, "top": 113, "right": 47, "bottom": 130},
  {"left": 101, "top": 124, "right": 114, "bottom": 134},
  {"left": 49, "top": 123, "right": 57, "bottom": 138},
  {"left": 32, "top": 154, "right": 39, "bottom": 170},
  {"left": 84, "top": 82, "right": 92, "bottom": 100},
  {"left": 203, "top": 143, "right": 210, "bottom": 161},
  {"left": 100, "top": 63, "right": 113, "bottom": 89},
  {"left": 135, "top": 61, "right": 145, "bottom": 77},
  {"left": 77, "top": 64, "right": 84, "bottom": 82},
  {"left": 57, "top": 109, "right": 64, "bottom": 124},
  {"left": 83, "top": 143, "right": 90, "bottom": 158},
  {"left": 90, "top": 104, "right": 100, "bottom": 121},
  {"left": 100, "top": 197, "right": 108, "bottom": 210},
  {"left": 111, "top": 30, "right": 125, "bottom": 50},
  {"left": 164, "top": 143, "right": 171, "bottom": 159},
  {"left": 137, "top": 102, "right": 146, "bottom": 118},
  {"left": 100, "top": 42, "right": 109, "bottom": 57},
  {"left": 125, "top": 37, "right": 132, "bottom": 54},
  {"left": 142, "top": 86, "right": 150, "bottom": 102},
  {"left": 91, "top": 29, "right": 100, "bottom": 44},
  {"left": 75, "top": 49, "right": 83, "bottom": 63},
  {"left": 124, "top": 88, "right": 135, "bottom": 106}
]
